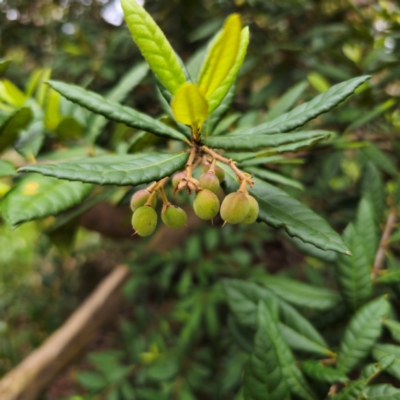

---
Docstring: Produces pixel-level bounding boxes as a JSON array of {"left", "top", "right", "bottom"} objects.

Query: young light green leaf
[
  {"left": 88, "top": 62, "right": 149, "bottom": 142},
  {"left": 364, "top": 384, "right": 400, "bottom": 399},
  {"left": 263, "top": 81, "right": 308, "bottom": 122},
  {"left": 301, "top": 361, "right": 348, "bottom": 384},
  {"left": 335, "top": 223, "right": 372, "bottom": 310},
  {"left": 207, "top": 27, "right": 249, "bottom": 114},
  {"left": 18, "top": 152, "right": 189, "bottom": 186},
  {"left": 239, "top": 76, "right": 370, "bottom": 136},
  {"left": 337, "top": 296, "right": 390, "bottom": 374},
  {"left": 48, "top": 81, "right": 186, "bottom": 142},
  {"left": 220, "top": 165, "right": 349, "bottom": 254},
  {"left": 372, "top": 344, "right": 400, "bottom": 381},
  {"left": 244, "top": 302, "right": 291, "bottom": 400},
  {"left": 120, "top": 0, "right": 186, "bottom": 94},
  {"left": 0, "top": 160, "right": 16, "bottom": 177},
  {"left": 204, "top": 130, "right": 331, "bottom": 151},
  {"left": 0, "top": 107, "right": 33, "bottom": 153},
  {"left": 1, "top": 174, "right": 93, "bottom": 228},
  {"left": 245, "top": 167, "right": 304, "bottom": 191},
  {"left": 256, "top": 275, "right": 341, "bottom": 310}
]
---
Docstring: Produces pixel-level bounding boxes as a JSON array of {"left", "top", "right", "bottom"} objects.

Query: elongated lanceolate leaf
[
  {"left": 335, "top": 223, "right": 372, "bottom": 310},
  {"left": 48, "top": 81, "right": 186, "bottom": 142},
  {"left": 245, "top": 167, "right": 304, "bottom": 191},
  {"left": 207, "top": 27, "right": 249, "bottom": 114},
  {"left": 244, "top": 302, "right": 291, "bottom": 400},
  {"left": 205, "top": 130, "right": 330, "bottom": 151},
  {"left": 121, "top": 0, "right": 186, "bottom": 94},
  {"left": 220, "top": 165, "right": 348, "bottom": 254},
  {"left": 1, "top": 173, "right": 93, "bottom": 228},
  {"left": 364, "top": 385, "right": 400, "bottom": 399},
  {"left": 88, "top": 62, "right": 149, "bottom": 142},
  {"left": 373, "top": 344, "right": 400, "bottom": 381},
  {"left": 337, "top": 296, "right": 390, "bottom": 374},
  {"left": 301, "top": 361, "right": 347, "bottom": 384},
  {"left": 18, "top": 152, "right": 189, "bottom": 186},
  {"left": 239, "top": 76, "right": 371, "bottom": 136}
]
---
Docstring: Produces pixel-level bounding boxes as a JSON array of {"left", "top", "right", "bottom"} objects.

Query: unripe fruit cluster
[{"left": 130, "top": 167, "right": 259, "bottom": 237}]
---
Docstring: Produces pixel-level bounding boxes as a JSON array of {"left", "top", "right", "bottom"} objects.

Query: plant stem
[
  {"left": 186, "top": 147, "right": 197, "bottom": 180},
  {"left": 145, "top": 177, "right": 168, "bottom": 206},
  {"left": 159, "top": 187, "right": 170, "bottom": 206}
]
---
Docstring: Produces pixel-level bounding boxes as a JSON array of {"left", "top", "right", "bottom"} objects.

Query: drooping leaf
[
  {"left": 245, "top": 167, "right": 304, "bottom": 191},
  {"left": 337, "top": 296, "right": 390, "bottom": 374},
  {"left": 239, "top": 76, "right": 371, "bottom": 136},
  {"left": 255, "top": 275, "right": 341, "bottom": 310},
  {"left": 243, "top": 301, "right": 291, "bottom": 400},
  {"left": 171, "top": 83, "right": 209, "bottom": 131},
  {"left": 120, "top": 0, "right": 186, "bottom": 94},
  {"left": 0, "top": 107, "right": 33, "bottom": 153},
  {"left": 1, "top": 173, "right": 93, "bottom": 228},
  {"left": 0, "top": 160, "right": 16, "bottom": 177},
  {"left": 335, "top": 223, "right": 372, "bottom": 310},
  {"left": 18, "top": 152, "right": 189, "bottom": 186},
  {"left": 372, "top": 344, "right": 400, "bottom": 381},
  {"left": 207, "top": 27, "right": 249, "bottom": 114},
  {"left": 363, "top": 384, "right": 400, "bottom": 399},
  {"left": 88, "top": 62, "right": 149, "bottom": 142},
  {"left": 301, "top": 361, "right": 347, "bottom": 384},
  {"left": 220, "top": 165, "right": 348, "bottom": 254},
  {"left": 48, "top": 81, "right": 186, "bottom": 142},
  {"left": 198, "top": 14, "right": 242, "bottom": 100},
  {"left": 204, "top": 130, "right": 331, "bottom": 151}
]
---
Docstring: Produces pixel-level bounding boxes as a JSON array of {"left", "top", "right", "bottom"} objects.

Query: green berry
[
  {"left": 131, "top": 206, "right": 158, "bottom": 237},
  {"left": 172, "top": 171, "right": 186, "bottom": 188},
  {"left": 241, "top": 195, "right": 259, "bottom": 224},
  {"left": 220, "top": 192, "right": 250, "bottom": 224},
  {"left": 202, "top": 165, "right": 225, "bottom": 183},
  {"left": 130, "top": 189, "right": 157, "bottom": 212},
  {"left": 193, "top": 189, "right": 220, "bottom": 220},
  {"left": 162, "top": 205, "right": 187, "bottom": 229},
  {"left": 198, "top": 172, "right": 220, "bottom": 193}
]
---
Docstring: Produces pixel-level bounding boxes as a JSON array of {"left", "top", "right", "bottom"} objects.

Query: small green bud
[
  {"left": 172, "top": 171, "right": 186, "bottom": 188},
  {"left": 161, "top": 205, "right": 187, "bottom": 229},
  {"left": 131, "top": 206, "right": 158, "bottom": 237},
  {"left": 130, "top": 189, "right": 157, "bottom": 212},
  {"left": 198, "top": 172, "right": 220, "bottom": 193},
  {"left": 220, "top": 192, "right": 250, "bottom": 224},
  {"left": 241, "top": 195, "right": 259, "bottom": 224},
  {"left": 202, "top": 164, "right": 225, "bottom": 183},
  {"left": 193, "top": 189, "right": 220, "bottom": 220}
]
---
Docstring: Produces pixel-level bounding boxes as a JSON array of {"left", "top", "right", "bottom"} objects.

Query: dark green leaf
[
  {"left": 204, "top": 130, "right": 331, "bottom": 151},
  {"left": 0, "top": 160, "right": 16, "bottom": 177},
  {"left": 244, "top": 302, "right": 291, "bottom": 400},
  {"left": 76, "top": 371, "right": 106, "bottom": 392},
  {"left": 337, "top": 297, "right": 390, "bottom": 374},
  {"left": 335, "top": 223, "right": 372, "bottom": 310},
  {"left": 18, "top": 152, "right": 189, "bottom": 186},
  {"left": 362, "top": 144, "right": 397, "bottom": 177},
  {"left": 330, "top": 379, "right": 365, "bottom": 400},
  {"left": 1, "top": 173, "right": 93, "bottom": 228},
  {"left": 361, "top": 162, "right": 385, "bottom": 222},
  {"left": 301, "top": 361, "right": 348, "bottom": 383},
  {"left": 240, "top": 76, "right": 370, "bottom": 135},
  {"left": 372, "top": 344, "right": 400, "bottom": 381},
  {"left": 375, "top": 269, "right": 400, "bottom": 284},
  {"left": 364, "top": 384, "right": 400, "bottom": 399},
  {"left": 383, "top": 320, "right": 400, "bottom": 343},
  {"left": 48, "top": 80, "right": 186, "bottom": 142},
  {"left": 245, "top": 167, "right": 304, "bottom": 191}
]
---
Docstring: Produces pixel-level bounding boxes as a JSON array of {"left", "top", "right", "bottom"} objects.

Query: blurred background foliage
[{"left": 1, "top": 0, "right": 400, "bottom": 399}]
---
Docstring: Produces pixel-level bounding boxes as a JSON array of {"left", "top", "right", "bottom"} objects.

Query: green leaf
[
  {"left": 76, "top": 371, "right": 106, "bottom": 392},
  {"left": 244, "top": 302, "right": 291, "bottom": 400},
  {"left": 330, "top": 379, "right": 365, "bottom": 400},
  {"left": 225, "top": 167, "right": 348, "bottom": 253},
  {"left": 301, "top": 361, "right": 348, "bottom": 384},
  {"left": 364, "top": 384, "right": 400, "bottom": 399},
  {"left": 255, "top": 275, "right": 341, "bottom": 310},
  {"left": 1, "top": 174, "right": 93, "bottom": 228},
  {"left": 244, "top": 167, "right": 304, "bottom": 190},
  {"left": 48, "top": 81, "right": 186, "bottom": 142},
  {"left": 383, "top": 319, "right": 400, "bottom": 343},
  {"left": 263, "top": 81, "right": 308, "bottom": 122},
  {"left": 372, "top": 344, "right": 400, "bottom": 381},
  {"left": 120, "top": 0, "right": 186, "bottom": 94},
  {"left": 361, "top": 162, "right": 385, "bottom": 222},
  {"left": 0, "top": 59, "right": 10, "bottom": 76},
  {"left": 335, "top": 223, "right": 373, "bottom": 310},
  {"left": 239, "top": 76, "right": 370, "bottom": 136},
  {"left": 0, "top": 160, "right": 16, "bottom": 177},
  {"left": 362, "top": 144, "right": 397, "bottom": 177},
  {"left": 18, "top": 152, "right": 189, "bottom": 186},
  {"left": 88, "top": 62, "right": 149, "bottom": 142},
  {"left": 204, "top": 130, "right": 331, "bottom": 151},
  {"left": 259, "top": 136, "right": 329, "bottom": 155},
  {"left": 0, "top": 107, "right": 33, "bottom": 153},
  {"left": 375, "top": 269, "right": 400, "bottom": 284},
  {"left": 337, "top": 296, "right": 390, "bottom": 374}
]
